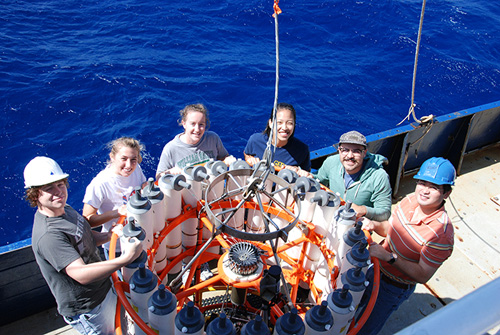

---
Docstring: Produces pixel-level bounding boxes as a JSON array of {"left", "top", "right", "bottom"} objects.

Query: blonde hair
[{"left": 107, "top": 137, "right": 144, "bottom": 164}]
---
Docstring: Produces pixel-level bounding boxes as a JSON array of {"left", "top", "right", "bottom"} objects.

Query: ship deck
[
  {"left": 2, "top": 144, "right": 500, "bottom": 335},
  {"left": 376, "top": 143, "right": 500, "bottom": 335}
]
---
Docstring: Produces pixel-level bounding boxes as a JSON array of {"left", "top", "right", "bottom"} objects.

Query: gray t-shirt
[
  {"left": 156, "top": 131, "right": 229, "bottom": 175},
  {"left": 31, "top": 205, "right": 111, "bottom": 316}
]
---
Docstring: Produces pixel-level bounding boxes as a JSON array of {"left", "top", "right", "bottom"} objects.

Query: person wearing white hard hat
[
  {"left": 24, "top": 156, "right": 143, "bottom": 335},
  {"left": 356, "top": 157, "right": 456, "bottom": 335},
  {"left": 82, "top": 137, "right": 147, "bottom": 255}
]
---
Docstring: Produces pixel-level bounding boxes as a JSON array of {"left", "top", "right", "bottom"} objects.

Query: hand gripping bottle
[
  {"left": 340, "top": 239, "right": 371, "bottom": 276},
  {"left": 121, "top": 217, "right": 147, "bottom": 282},
  {"left": 127, "top": 187, "right": 153, "bottom": 250}
]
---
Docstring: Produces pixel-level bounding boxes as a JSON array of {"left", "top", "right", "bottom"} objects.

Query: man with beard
[{"left": 315, "top": 131, "right": 392, "bottom": 221}]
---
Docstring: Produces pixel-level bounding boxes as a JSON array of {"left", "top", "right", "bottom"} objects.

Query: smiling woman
[
  {"left": 244, "top": 103, "right": 311, "bottom": 176},
  {"left": 155, "top": 103, "right": 236, "bottom": 178},
  {"left": 82, "top": 137, "right": 147, "bottom": 253}
]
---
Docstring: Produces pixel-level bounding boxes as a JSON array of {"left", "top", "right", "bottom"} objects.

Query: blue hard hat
[{"left": 414, "top": 157, "right": 456, "bottom": 186}]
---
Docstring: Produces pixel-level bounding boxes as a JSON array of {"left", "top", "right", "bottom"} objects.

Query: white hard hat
[{"left": 24, "top": 156, "right": 69, "bottom": 188}]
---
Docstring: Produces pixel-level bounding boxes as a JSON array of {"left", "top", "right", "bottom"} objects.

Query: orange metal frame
[{"left": 109, "top": 196, "right": 380, "bottom": 334}]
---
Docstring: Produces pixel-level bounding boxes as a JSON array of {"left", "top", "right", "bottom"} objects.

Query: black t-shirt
[{"left": 31, "top": 205, "right": 111, "bottom": 316}]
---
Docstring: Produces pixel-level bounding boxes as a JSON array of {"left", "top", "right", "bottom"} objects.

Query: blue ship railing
[{"left": 310, "top": 100, "right": 500, "bottom": 195}]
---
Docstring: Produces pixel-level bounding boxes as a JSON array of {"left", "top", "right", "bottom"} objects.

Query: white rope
[
  {"left": 263, "top": 6, "right": 281, "bottom": 166},
  {"left": 398, "top": 0, "right": 434, "bottom": 126}
]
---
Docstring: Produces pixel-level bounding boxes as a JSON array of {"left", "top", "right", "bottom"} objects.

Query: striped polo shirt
[{"left": 380, "top": 193, "right": 454, "bottom": 284}]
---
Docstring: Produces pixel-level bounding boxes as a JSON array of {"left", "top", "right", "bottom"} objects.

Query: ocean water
[{"left": 1, "top": 0, "right": 499, "bottom": 246}]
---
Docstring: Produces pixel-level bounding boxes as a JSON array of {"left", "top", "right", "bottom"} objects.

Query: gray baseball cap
[{"left": 339, "top": 131, "right": 367, "bottom": 147}]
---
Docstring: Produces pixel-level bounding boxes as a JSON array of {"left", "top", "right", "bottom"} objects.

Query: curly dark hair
[{"left": 25, "top": 178, "right": 69, "bottom": 207}]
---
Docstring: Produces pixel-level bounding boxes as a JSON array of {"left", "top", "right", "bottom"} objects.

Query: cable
[
  {"left": 398, "top": 0, "right": 435, "bottom": 126},
  {"left": 262, "top": 1, "right": 282, "bottom": 169},
  {"left": 448, "top": 195, "right": 500, "bottom": 255}
]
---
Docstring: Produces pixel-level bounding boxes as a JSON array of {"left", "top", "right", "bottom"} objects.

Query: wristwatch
[{"left": 388, "top": 253, "right": 397, "bottom": 265}]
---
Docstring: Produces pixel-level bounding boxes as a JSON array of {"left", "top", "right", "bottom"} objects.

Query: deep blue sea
[{"left": 1, "top": 0, "right": 499, "bottom": 246}]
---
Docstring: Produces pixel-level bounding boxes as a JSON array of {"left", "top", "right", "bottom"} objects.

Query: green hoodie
[{"left": 315, "top": 152, "right": 392, "bottom": 221}]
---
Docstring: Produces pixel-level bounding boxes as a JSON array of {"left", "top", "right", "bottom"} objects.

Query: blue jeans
[
  {"left": 63, "top": 288, "right": 117, "bottom": 335},
  {"left": 356, "top": 267, "right": 416, "bottom": 335}
]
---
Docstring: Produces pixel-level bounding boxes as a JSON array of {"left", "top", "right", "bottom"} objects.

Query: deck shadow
[{"left": 377, "top": 291, "right": 454, "bottom": 335}]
